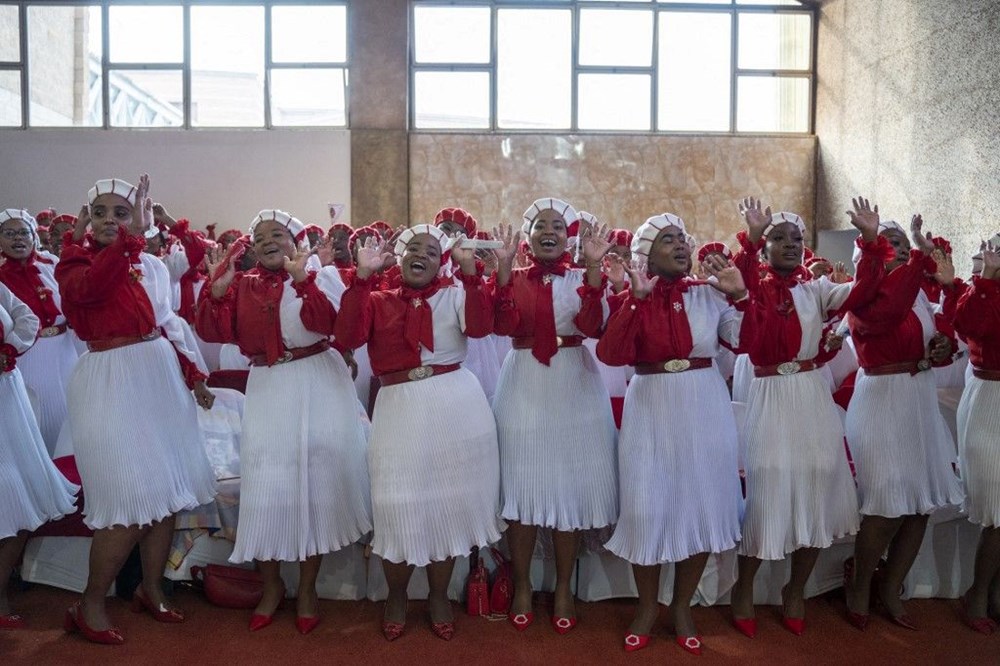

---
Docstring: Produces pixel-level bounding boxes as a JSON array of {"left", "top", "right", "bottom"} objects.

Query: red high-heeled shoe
[
  {"left": 296, "top": 615, "right": 320, "bottom": 635},
  {"left": 551, "top": 616, "right": 577, "bottom": 634},
  {"left": 676, "top": 635, "right": 703, "bottom": 656},
  {"left": 623, "top": 632, "right": 650, "bottom": 652},
  {"left": 431, "top": 621, "right": 455, "bottom": 641},
  {"left": 0, "top": 613, "right": 26, "bottom": 630},
  {"left": 509, "top": 612, "right": 534, "bottom": 631},
  {"left": 961, "top": 595, "right": 997, "bottom": 635},
  {"left": 731, "top": 616, "right": 757, "bottom": 639},
  {"left": 248, "top": 587, "right": 286, "bottom": 632},
  {"left": 131, "top": 585, "right": 184, "bottom": 623},
  {"left": 845, "top": 609, "right": 869, "bottom": 631},
  {"left": 782, "top": 615, "right": 806, "bottom": 636},
  {"left": 382, "top": 619, "right": 405, "bottom": 641},
  {"left": 64, "top": 602, "right": 125, "bottom": 645}
]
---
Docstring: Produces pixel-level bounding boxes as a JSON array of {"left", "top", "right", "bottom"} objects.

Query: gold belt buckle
[
  {"left": 917, "top": 359, "right": 931, "bottom": 372},
  {"left": 663, "top": 359, "right": 691, "bottom": 373},
  {"left": 142, "top": 331, "right": 159, "bottom": 342},
  {"left": 39, "top": 326, "right": 61, "bottom": 338},
  {"left": 408, "top": 366, "right": 434, "bottom": 381},
  {"left": 275, "top": 350, "right": 293, "bottom": 364},
  {"left": 555, "top": 336, "right": 564, "bottom": 347},
  {"left": 777, "top": 361, "right": 801, "bottom": 375}
]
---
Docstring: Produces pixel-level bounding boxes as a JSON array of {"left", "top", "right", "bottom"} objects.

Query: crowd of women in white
[{"left": 2, "top": 174, "right": 999, "bottom": 657}]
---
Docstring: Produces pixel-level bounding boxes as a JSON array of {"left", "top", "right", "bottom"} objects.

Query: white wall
[{"left": 0, "top": 129, "right": 351, "bottom": 233}]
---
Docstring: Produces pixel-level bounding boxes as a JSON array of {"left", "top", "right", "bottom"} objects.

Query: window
[
  {"left": 1, "top": 1, "right": 348, "bottom": 129},
  {"left": 411, "top": 0, "right": 815, "bottom": 133}
]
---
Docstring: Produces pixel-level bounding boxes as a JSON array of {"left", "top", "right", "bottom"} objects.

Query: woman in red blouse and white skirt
[
  {"left": 492, "top": 198, "right": 618, "bottom": 634},
  {"left": 334, "top": 225, "right": 503, "bottom": 642},
  {"left": 197, "top": 210, "right": 371, "bottom": 635},
  {"left": 56, "top": 176, "right": 217, "bottom": 645},
  {"left": 597, "top": 214, "right": 748, "bottom": 655}
]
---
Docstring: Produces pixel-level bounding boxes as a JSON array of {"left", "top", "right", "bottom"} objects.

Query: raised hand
[
  {"left": 933, "top": 251, "right": 955, "bottom": 285},
  {"left": 580, "top": 222, "right": 612, "bottom": 266},
  {"left": 846, "top": 196, "right": 880, "bottom": 241},
  {"left": 491, "top": 223, "right": 521, "bottom": 267},
  {"left": 283, "top": 247, "right": 313, "bottom": 283},
  {"left": 151, "top": 202, "right": 177, "bottom": 228},
  {"left": 739, "top": 196, "right": 772, "bottom": 243},
  {"left": 981, "top": 241, "right": 1000, "bottom": 281},
  {"left": 314, "top": 235, "right": 335, "bottom": 267},
  {"left": 604, "top": 253, "right": 628, "bottom": 292},
  {"left": 129, "top": 173, "right": 152, "bottom": 237},
  {"left": 910, "top": 214, "right": 935, "bottom": 254},
  {"left": 208, "top": 238, "right": 247, "bottom": 298},
  {"left": 449, "top": 234, "right": 477, "bottom": 275},
  {"left": 625, "top": 259, "right": 659, "bottom": 300},
  {"left": 356, "top": 237, "right": 392, "bottom": 279},
  {"left": 74, "top": 204, "right": 91, "bottom": 241},
  {"left": 703, "top": 253, "right": 748, "bottom": 299},
  {"left": 830, "top": 261, "right": 851, "bottom": 284}
]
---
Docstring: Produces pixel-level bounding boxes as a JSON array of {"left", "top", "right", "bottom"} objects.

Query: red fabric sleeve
[
  {"left": 732, "top": 230, "right": 765, "bottom": 294},
  {"left": 294, "top": 272, "right": 338, "bottom": 336},
  {"left": 175, "top": 349, "right": 208, "bottom": 389},
  {"left": 728, "top": 293, "right": 758, "bottom": 355},
  {"left": 490, "top": 276, "right": 520, "bottom": 336},
  {"left": 574, "top": 275, "right": 608, "bottom": 338},
  {"left": 831, "top": 236, "right": 888, "bottom": 316},
  {"left": 55, "top": 227, "right": 132, "bottom": 306},
  {"left": 168, "top": 219, "right": 207, "bottom": 270},
  {"left": 595, "top": 294, "right": 645, "bottom": 366},
  {"left": 332, "top": 275, "right": 375, "bottom": 349},
  {"left": 456, "top": 272, "right": 493, "bottom": 339},
  {"left": 954, "top": 277, "right": 1000, "bottom": 340},
  {"left": 194, "top": 275, "right": 240, "bottom": 344},
  {"left": 850, "top": 248, "right": 931, "bottom": 335}
]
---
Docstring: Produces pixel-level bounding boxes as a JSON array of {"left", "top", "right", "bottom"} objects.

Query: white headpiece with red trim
[
  {"left": 631, "top": 213, "right": 687, "bottom": 258},
  {"left": 248, "top": 209, "right": 305, "bottom": 241},
  {"left": 522, "top": 197, "right": 580, "bottom": 235},
  {"left": 763, "top": 211, "right": 807, "bottom": 238},
  {"left": 0, "top": 208, "right": 37, "bottom": 231},
  {"left": 88, "top": 178, "right": 138, "bottom": 206},
  {"left": 393, "top": 223, "right": 450, "bottom": 257}
]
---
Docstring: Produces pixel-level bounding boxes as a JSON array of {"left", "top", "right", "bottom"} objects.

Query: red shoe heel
[
  {"left": 249, "top": 613, "right": 274, "bottom": 632},
  {"left": 431, "top": 621, "right": 455, "bottom": 641},
  {"left": 296, "top": 615, "right": 320, "bottom": 635},
  {"left": 509, "top": 612, "right": 534, "bottom": 631},
  {"left": 382, "top": 620, "right": 405, "bottom": 641},
  {"left": 551, "top": 616, "right": 577, "bottom": 634},
  {"left": 782, "top": 616, "right": 806, "bottom": 636},
  {"left": 131, "top": 586, "right": 184, "bottom": 623},
  {"left": 623, "top": 632, "right": 650, "bottom": 652},
  {"left": 961, "top": 595, "right": 997, "bottom": 635},
  {"left": 677, "top": 635, "right": 703, "bottom": 656},
  {"left": 731, "top": 616, "right": 757, "bottom": 639},
  {"left": 0, "top": 613, "right": 26, "bottom": 630},
  {"left": 846, "top": 609, "right": 869, "bottom": 631},
  {"left": 64, "top": 602, "right": 125, "bottom": 645}
]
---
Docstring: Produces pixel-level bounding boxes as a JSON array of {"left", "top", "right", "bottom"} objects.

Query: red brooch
[{"left": 128, "top": 267, "right": 144, "bottom": 283}]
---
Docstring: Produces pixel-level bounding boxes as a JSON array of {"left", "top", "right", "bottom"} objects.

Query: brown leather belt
[
  {"left": 864, "top": 359, "right": 932, "bottom": 376},
  {"left": 39, "top": 323, "right": 68, "bottom": 338},
  {"left": 635, "top": 358, "right": 713, "bottom": 375},
  {"left": 249, "top": 340, "right": 329, "bottom": 367},
  {"left": 378, "top": 363, "right": 460, "bottom": 387},
  {"left": 511, "top": 335, "right": 584, "bottom": 350},
  {"left": 87, "top": 330, "right": 159, "bottom": 353},
  {"left": 973, "top": 368, "right": 1000, "bottom": 381},
  {"left": 754, "top": 360, "right": 823, "bottom": 377}
]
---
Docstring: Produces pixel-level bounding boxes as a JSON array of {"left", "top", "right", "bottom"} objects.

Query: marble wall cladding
[
  {"left": 409, "top": 134, "right": 817, "bottom": 248},
  {"left": 347, "top": 0, "right": 408, "bottom": 130},
  {"left": 352, "top": 129, "right": 409, "bottom": 227},
  {"left": 815, "top": 0, "right": 1000, "bottom": 275}
]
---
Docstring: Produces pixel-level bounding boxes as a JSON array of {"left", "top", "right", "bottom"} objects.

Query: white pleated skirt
[
  {"left": 352, "top": 343, "right": 374, "bottom": 411},
  {"left": 958, "top": 376, "right": 1000, "bottom": 527},
  {"left": 846, "top": 369, "right": 964, "bottom": 518},
  {"left": 66, "top": 337, "right": 216, "bottom": 529},
  {"left": 369, "top": 367, "right": 503, "bottom": 566},
  {"left": 494, "top": 346, "right": 618, "bottom": 531},
  {"left": 606, "top": 368, "right": 743, "bottom": 565},
  {"left": 739, "top": 369, "right": 859, "bottom": 560},
  {"left": 0, "top": 368, "right": 78, "bottom": 539},
  {"left": 731, "top": 354, "right": 753, "bottom": 403},
  {"left": 16, "top": 331, "right": 78, "bottom": 455},
  {"left": 464, "top": 336, "right": 503, "bottom": 402},
  {"left": 231, "top": 349, "right": 372, "bottom": 563}
]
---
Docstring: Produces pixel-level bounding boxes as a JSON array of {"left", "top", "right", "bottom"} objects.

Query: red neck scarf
[
  {"left": 0, "top": 251, "right": 62, "bottom": 328},
  {"left": 651, "top": 274, "right": 695, "bottom": 359},
  {"left": 177, "top": 267, "right": 204, "bottom": 324},
  {"left": 758, "top": 265, "right": 806, "bottom": 360},
  {"left": 245, "top": 265, "right": 290, "bottom": 366},
  {"left": 399, "top": 276, "right": 446, "bottom": 354},
  {"left": 526, "top": 254, "right": 572, "bottom": 365}
]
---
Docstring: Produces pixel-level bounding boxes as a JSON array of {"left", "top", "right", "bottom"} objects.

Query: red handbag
[
  {"left": 488, "top": 547, "right": 513, "bottom": 615},
  {"left": 190, "top": 564, "right": 263, "bottom": 609},
  {"left": 466, "top": 556, "right": 490, "bottom": 616}
]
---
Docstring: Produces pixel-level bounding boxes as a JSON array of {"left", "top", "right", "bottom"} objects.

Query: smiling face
[
  {"left": 529, "top": 210, "right": 569, "bottom": 261},
  {"left": 400, "top": 233, "right": 442, "bottom": 289},
  {"left": 252, "top": 219, "right": 296, "bottom": 271},
  {"left": 89, "top": 193, "right": 133, "bottom": 246},
  {"left": 881, "top": 229, "right": 910, "bottom": 270},
  {"left": 0, "top": 218, "right": 34, "bottom": 260},
  {"left": 329, "top": 228, "right": 351, "bottom": 262},
  {"left": 764, "top": 222, "right": 804, "bottom": 274},
  {"left": 647, "top": 225, "right": 691, "bottom": 278}
]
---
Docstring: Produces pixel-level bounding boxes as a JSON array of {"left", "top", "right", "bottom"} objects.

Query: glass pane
[
  {"left": 271, "top": 68, "right": 345, "bottom": 126},
  {"left": 497, "top": 9, "right": 571, "bottom": 130},
  {"left": 0, "top": 71, "right": 22, "bottom": 126},
  {"left": 579, "top": 9, "right": 653, "bottom": 67},
  {"left": 737, "top": 0, "right": 803, "bottom": 5},
  {"left": 659, "top": 0, "right": 729, "bottom": 4},
  {"left": 414, "top": 71, "right": 489, "bottom": 129},
  {"left": 107, "top": 70, "right": 183, "bottom": 127},
  {"left": 736, "top": 76, "right": 809, "bottom": 132},
  {"left": 738, "top": 13, "right": 811, "bottom": 70},
  {"left": 0, "top": 5, "right": 19, "bottom": 62},
  {"left": 109, "top": 6, "right": 182, "bottom": 63},
  {"left": 658, "top": 11, "right": 731, "bottom": 131},
  {"left": 28, "top": 6, "right": 103, "bottom": 127},
  {"left": 578, "top": 73, "right": 650, "bottom": 131},
  {"left": 414, "top": 6, "right": 491, "bottom": 64},
  {"left": 191, "top": 6, "right": 264, "bottom": 127},
  {"left": 272, "top": 5, "right": 346, "bottom": 63}
]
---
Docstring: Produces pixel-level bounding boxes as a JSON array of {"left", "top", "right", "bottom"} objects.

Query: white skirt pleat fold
[
  {"left": 605, "top": 368, "right": 743, "bottom": 565},
  {"left": 66, "top": 337, "right": 216, "bottom": 529},
  {"left": 369, "top": 368, "right": 503, "bottom": 566},
  {"left": 0, "top": 368, "right": 78, "bottom": 539},
  {"left": 464, "top": 336, "right": 503, "bottom": 402},
  {"left": 957, "top": 376, "right": 1000, "bottom": 527},
  {"left": 739, "top": 370, "right": 859, "bottom": 560},
  {"left": 231, "top": 349, "right": 372, "bottom": 563},
  {"left": 847, "top": 369, "right": 964, "bottom": 518},
  {"left": 494, "top": 346, "right": 618, "bottom": 531},
  {"left": 16, "top": 332, "right": 78, "bottom": 455}
]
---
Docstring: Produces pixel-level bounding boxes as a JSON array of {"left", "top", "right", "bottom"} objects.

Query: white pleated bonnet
[
  {"left": 631, "top": 213, "right": 687, "bottom": 258},
  {"left": 88, "top": 178, "right": 138, "bottom": 206},
  {"left": 0, "top": 208, "right": 37, "bottom": 231},
  {"left": 521, "top": 197, "right": 580, "bottom": 235},
  {"left": 763, "top": 211, "right": 807, "bottom": 237},
  {"left": 248, "top": 209, "right": 305, "bottom": 239},
  {"left": 393, "top": 223, "right": 449, "bottom": 256}
]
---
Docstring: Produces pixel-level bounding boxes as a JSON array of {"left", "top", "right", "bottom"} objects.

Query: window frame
[
  {"left": 409, "top": 0, "right": 817, "bottom": 135},
  {"left": 0, "top": 0, "right": 350, "bottom": 129}
]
